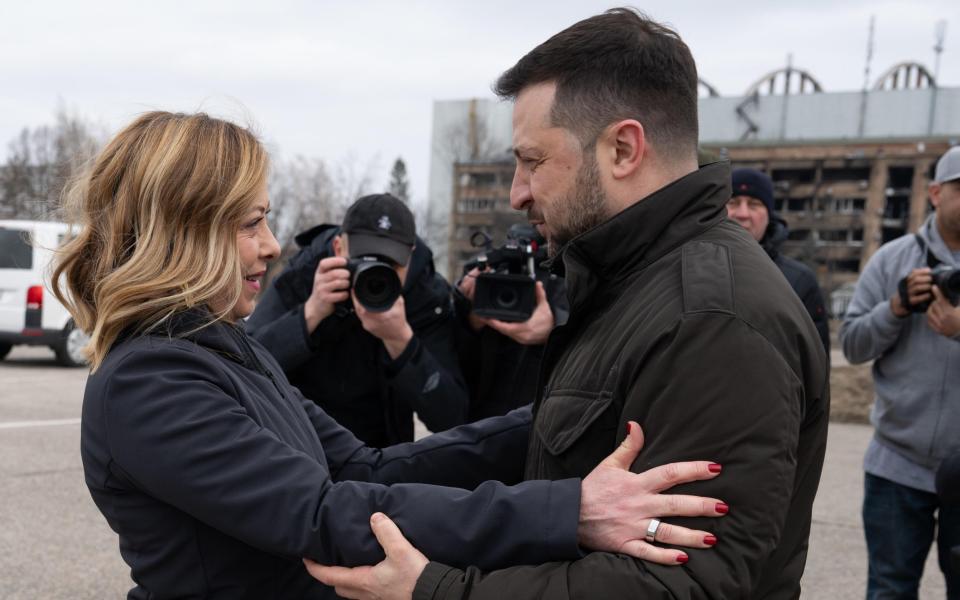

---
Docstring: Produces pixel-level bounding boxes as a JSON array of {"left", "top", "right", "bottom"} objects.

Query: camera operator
[
  {"left": 454, "top": 225, "right": 568, "bottom": 420},
  {"left": 247, "top": 193, "right": 468, "bottom": 446},
  {"left": 840, "top": 145, "right": 960, "bottom": 598}
]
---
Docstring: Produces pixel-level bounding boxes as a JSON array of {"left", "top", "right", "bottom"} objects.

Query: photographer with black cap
[
  {"left": 248, "top": 193, "right": 468, "bottom": 446},
  {"left": 841, "top": 145, "right": 960, "bottom": 598}
]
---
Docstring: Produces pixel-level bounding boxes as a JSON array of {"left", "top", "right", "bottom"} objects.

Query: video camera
[
  {"left": 899, "top": 266, "right": 960, "bottom": 313},
  {"left": 346, "top": 256, "right": 402, "bottom": 312},
  {"left": 463, "top": 224, "right": 547, "bottom": 322}
]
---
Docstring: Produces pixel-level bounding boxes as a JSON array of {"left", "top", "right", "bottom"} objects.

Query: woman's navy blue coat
[{"left": 81, "top": 313, "right": 580, "bottom": 599}]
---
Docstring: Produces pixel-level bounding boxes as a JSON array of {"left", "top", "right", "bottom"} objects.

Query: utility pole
[
  {"left": 927, "top": 20, "right": 947, "bottom": 135},
  {"left": 858, "top": 15, "right": 875, "bottom": 138}
]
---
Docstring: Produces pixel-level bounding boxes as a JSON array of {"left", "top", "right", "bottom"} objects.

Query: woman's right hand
[{"left": 577, "top": 421, "right": 727, "bottom": 565}]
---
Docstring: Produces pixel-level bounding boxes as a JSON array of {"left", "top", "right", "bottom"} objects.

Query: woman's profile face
[{"left": 231, "top": 185, "right": 280, "bottom": 321}]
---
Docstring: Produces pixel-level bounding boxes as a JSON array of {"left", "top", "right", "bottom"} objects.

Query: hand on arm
[
  {"left": 303, "top": 421, "right": 726, "bottom": 598},
  {"left": 304, "top": 257, "right": 351, "bottom": 332},
  {"left": 305, "top": 512, "right": 427, "bottom": 600}
]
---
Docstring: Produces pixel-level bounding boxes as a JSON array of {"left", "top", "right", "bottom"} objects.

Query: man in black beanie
[{"left": 728, "top": 168, "right": 830, "bottom": 352}]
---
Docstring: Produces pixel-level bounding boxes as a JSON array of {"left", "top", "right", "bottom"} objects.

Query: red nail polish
[
  {"left": 704, "top": 535, "right": 717, "bottom": 546},
  {"left": 708, "top": 463, "right": 722, "bottom": 473},
  {"left": 677, "top": 553, "right": 689, "bottom": 564},
  {"left": 625, "top": 422, "right": 632, "bottom": 436},
  {"left": 715, "top": 502, "right": 729, "bottom": 514}
]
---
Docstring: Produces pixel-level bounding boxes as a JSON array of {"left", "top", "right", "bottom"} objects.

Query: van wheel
[
  {"left": 54, "top": 321, "right": 89, "bottom": 367},
  {"left": 0, "top": 343, "right": 11, "bottom": 360}
]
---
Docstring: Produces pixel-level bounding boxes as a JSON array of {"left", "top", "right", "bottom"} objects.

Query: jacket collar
[
  {"left": 146, "top": 308, "right": 255, "bottom": 369},
  {"left": 558, "top": 161, "right": 731, "bottom": 312}
]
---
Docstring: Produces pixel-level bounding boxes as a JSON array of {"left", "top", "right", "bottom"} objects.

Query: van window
[{"left": 0, "top": 228, "right": 33, "bottom": 269}]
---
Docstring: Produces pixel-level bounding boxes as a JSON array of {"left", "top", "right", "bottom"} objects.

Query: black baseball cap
[{"left": 342, "top": 193, "right": 416, "bottom": 265}]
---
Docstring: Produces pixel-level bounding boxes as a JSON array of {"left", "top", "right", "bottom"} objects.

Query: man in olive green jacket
[{"left": 307, "top": 8, "right": 829, "bottom": 600}]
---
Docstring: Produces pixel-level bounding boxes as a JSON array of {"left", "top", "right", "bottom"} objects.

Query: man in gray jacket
[{"left": 840, "top": 145, "right": 960, "bottom": 599}]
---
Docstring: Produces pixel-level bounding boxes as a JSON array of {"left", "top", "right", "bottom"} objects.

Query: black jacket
[
  {"left": 415, "top": 163, "right": 830, "bottom": 600},
  {"left": 247, "top": 225, "right": 468, "bottom": 446},
  {"left": 81, "top": 312, "right": 581, "bottom": 599},
  {"left": 762, "top": 216, "right": 831, "bottom": 353}
]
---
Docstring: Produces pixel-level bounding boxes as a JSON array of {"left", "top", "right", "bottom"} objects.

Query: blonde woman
[{"left": 54, "top": 112, "right": 727, "bottom": 599}]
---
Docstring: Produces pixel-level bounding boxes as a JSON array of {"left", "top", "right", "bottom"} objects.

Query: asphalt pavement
[{"left": 0, "top": 346, "right": 949, "bottom": 599}]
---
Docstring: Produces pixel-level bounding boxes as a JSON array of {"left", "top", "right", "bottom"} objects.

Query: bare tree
[
  {"left": 0, "top": 106, "right": 104, "bottom": 220},
  {"left": 267, "top": 155, "right": 336, "bottom": 253},
  {"left": 388, "top": 157, "right": 410, "bottom": 204}
]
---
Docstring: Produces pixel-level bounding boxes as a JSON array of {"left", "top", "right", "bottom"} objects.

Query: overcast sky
[{"left": 1, "top": 0, "right": 956, "bottom": 206}]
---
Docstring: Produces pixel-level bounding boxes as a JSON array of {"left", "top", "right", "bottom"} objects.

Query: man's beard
[{"left": 547, "top": 155, "right": 607, "bottom": 258}]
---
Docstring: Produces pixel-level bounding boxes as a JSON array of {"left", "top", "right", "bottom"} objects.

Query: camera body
[
  {"left": 466, "top": 224, "right": 546, "bottom": 322},
  {"left": 932, "top": 266, "right": 960, "bottom": 306},
  {"left": 900, "top": 265, "right": 960, "bottom": 313},
  {"left": 346, "top": 256, "right": 402, "bottom": 312}
]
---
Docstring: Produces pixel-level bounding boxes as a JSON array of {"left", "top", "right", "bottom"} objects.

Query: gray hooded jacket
[{"left": 840, "top": 214, "right": 960, "bottom": 489}]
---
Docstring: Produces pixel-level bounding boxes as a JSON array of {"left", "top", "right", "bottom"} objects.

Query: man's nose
[{"left": 510, "top": 169, "right": 531, "bottom": 211}]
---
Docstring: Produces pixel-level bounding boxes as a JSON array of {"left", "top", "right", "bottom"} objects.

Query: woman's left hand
[{"left": 304, "top": 512, "right": 427, "bottom": 600}]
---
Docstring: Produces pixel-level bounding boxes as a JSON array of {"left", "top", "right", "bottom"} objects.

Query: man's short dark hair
[{"left": 494, "top": 8, "right": 698, "bottom": 161}]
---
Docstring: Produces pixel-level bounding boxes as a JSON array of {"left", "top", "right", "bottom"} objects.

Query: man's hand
[
  {"left": 457, "top": 268, "right": 488, "bottom": 333},
  {"left": 578, "top": 421, "right": 726, "bottom": 565},
  {"left": 926, "top": 285, "right": 960, "bottom": 338},
  {"left": 891, "top": 267, "right": 932, "bottom": 318},
  {"left": 304, "top": 512, "right": 427, "bottom": 600},
  {"left": 354, "top": 294, "right": 414, "bottom": 360},
  {"left": 484, "top": 281, "right": 554, "bottom": 345},
  {"left": 304, "top": 257, "right": 351, "bottom": 332}
]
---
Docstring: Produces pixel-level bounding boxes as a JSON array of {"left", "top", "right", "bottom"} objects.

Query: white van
[{"left": 0, "top": 220, "right": 88, "bottom": 366}]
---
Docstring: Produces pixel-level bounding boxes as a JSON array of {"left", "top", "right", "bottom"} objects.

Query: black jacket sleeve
[
  {"left": 97, "top": 346, "right": 578, "bottom": 571},
  {"left": 777, "top": 257, "right": 830, "bottom": 355},
  {"left": 796, "top": 274, "right": 830, "bottom": 355},
  {"left": 413, "top": 314, "right": 809, "bottom": 599},
  {"left": 387, "top": 276, "right": 469, "bottom": 433},
  {"left": 299, "top": 393, "right": 532, "bottom": 489}
]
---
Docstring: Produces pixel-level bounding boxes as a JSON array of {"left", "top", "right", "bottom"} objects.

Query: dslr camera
[
  {"left": 899, "top": 266, "right": 960, "bottom": 313},
  {"left": 346, "top": 256, "right": 402, "bottom": 312},
  {"left": 464, "top": 224, "right": 547, "bottom": 322}
]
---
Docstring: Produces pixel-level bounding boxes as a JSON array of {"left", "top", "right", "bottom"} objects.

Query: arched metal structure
[
  {"left": 743, "top": 67, "right": 824, "bottom": 96},
  {"left": 872, "top": 62, "right": 936, "bottom": 90},
  {"left": 698, "top": 77, "right": 720, "bottom": 98}
]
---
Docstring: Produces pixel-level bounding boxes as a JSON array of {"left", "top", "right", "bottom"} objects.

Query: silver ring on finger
[{"left": 645, "top": 518, "right": 661, "bottom": 543}]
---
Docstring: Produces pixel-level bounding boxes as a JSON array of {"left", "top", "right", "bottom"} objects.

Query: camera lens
[
  {"left": 495, "top": 288, "right": 519, "bottom": 309},
  {"left": 353, "top": 263, "right": 401, "bottom": 312}
]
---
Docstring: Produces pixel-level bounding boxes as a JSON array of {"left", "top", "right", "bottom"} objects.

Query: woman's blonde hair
[{"left": 52, "top": 111, "right": 268, "bottom": 370}]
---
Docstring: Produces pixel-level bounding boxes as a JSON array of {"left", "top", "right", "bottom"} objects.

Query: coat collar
[{"left": 558, "top": 161, "right": 731, "bottom": 313}]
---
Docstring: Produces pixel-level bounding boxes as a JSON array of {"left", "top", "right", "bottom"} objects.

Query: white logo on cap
[{"left": 378, "top": 215, "right": 392, "bottom": 231}]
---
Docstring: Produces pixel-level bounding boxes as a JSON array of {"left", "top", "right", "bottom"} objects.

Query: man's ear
[
  {"left": 332, "top": 234, "right": 346, "bottom": 257},
  {"left": 929, "top": 183, "right": 942, "bottom": 210},
  {"left": 603, "top": 119, "right": 645, "bottom": 180}
]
